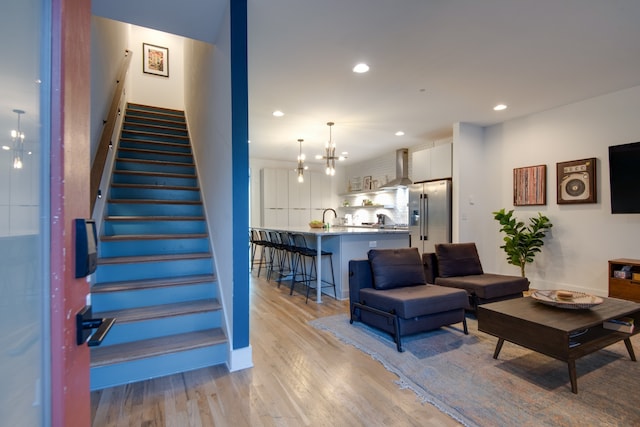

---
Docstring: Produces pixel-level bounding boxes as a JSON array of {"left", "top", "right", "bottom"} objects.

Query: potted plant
[{"left": 493, "top": 208, "right": 552, "bottom": 277}]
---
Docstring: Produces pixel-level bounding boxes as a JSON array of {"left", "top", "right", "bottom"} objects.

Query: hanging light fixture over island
[
  {"left": 294, "top": 138, "right": 308, "bottom": 183},
  {"left": 316, "top": 121, "right": 347, "bottom": 176}
]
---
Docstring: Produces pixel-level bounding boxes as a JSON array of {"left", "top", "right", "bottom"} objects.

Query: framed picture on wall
[
  {"left": 513, "top": 164, "right": 547, "bottom": 206},
  {"left": 143, "top": 43, "right": 169, "bottom": 77},
  {"left": 557, "top": 158, "right": 597, "bottom": 204},
  {"left": 363, "top": 176, "right": 372, "bottom": 190}
]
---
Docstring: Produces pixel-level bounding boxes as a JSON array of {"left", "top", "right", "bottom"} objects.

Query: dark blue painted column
[{"left": 230, "top": 0, "right": 250, "bottom": 349}]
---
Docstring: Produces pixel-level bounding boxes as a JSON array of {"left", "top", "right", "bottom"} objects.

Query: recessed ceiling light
[
  {"left": 272, "top": 110, "right": 284, "bottom": 117},
  {"left": 353, "top": 63, "right": 370, "bottom": 73},
  {"left": 395, "top": 131, "right": 405, "bottom": 136},
  {"left": 493, "top": 104, "right": 507, "bottom": 111},
  {"left": 2, "top": 145, "right": 10, "bottom": 151}
]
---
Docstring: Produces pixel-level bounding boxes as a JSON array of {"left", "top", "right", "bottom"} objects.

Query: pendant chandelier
[
  {"left": 295, "top": 138, "right": 308, "bottom": 183},
  {"left": 316, "top": 121, "right": 347, "bottom": 176}
]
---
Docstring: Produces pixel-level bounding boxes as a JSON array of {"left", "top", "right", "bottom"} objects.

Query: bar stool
[
  {"left": 267, "top": 231, "right": 288, "bottom": 282},
  {"left": 257, "top": 230, "right": 274, "bottom": 278},
  {"left": 275, "top": 231, "right": 296, "bottom": 286},
  {"left": 250, "top": 229, "right": 268, "bottom": 273},
  {"left": 290, "top": 233, "right": 337, "bottom": 303}
]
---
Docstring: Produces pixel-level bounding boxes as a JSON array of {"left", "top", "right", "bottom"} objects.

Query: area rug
[{"left": 309, "top": 314, "right": 640, "bottom": 427}]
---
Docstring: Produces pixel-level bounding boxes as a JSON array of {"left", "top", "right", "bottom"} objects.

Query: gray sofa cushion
[
  {"left": 435, "top": 243, "right": 484, "bottom": 277},
  {"left": 368, "top": 248, "right": 426, "bottom": 290},
  {"left": 435, "top": 274, "right": 529, "bottom": 299},
  {"left": 359, "top": 284, "right": 468, "bottom": 318}
]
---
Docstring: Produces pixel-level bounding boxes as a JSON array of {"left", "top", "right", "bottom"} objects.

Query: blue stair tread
[
  {"left": 123, "top": 122, "right": 187, "bottom": 134},
  {"left": 92, "top": 274, "right": 217, "bottom": 293},
  {"left": 104, "top": 216, "right": 205, "bottom": 221},
  {"left": 124, "top": 117, "right": 186, "bottom": 128},
  {"left": 118, "top": 147, "right": 193, "bottom": 159},
  {"left": 120, "top": 129, "right": 189, "bottom": 142},
  {"left": 119, "top": 136, "right": 190, "bottom": 148},
  {"left": 94, "top": 298, "right": 221, "bottom": 324},
  {"left": 113, "top": 170, "right": 196, "bottom": 179},
  {"left": 100, "top": 233, "right": 208, "bottom": 241},
  {"left": 116, "top": 157, "right": 194, "bottom": 167},
  {"left": 110, "top": 183, "right": 200, "bottom": 192},
  {"left": 127, "top": 103, "right": 185, "bottom": 117},
  {"left": 108, "top": 199, "right": 202, "bottom": 205},
  {"left": 90, "top": 328, "right": 226, "bottom": 367},
  {"left": 98, "top": 252, "right": 211, "bottom": 265}
]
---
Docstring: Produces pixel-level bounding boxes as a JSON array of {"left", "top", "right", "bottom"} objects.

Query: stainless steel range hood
[{"left": 380, "top": 148, "right": 412, "bottom": 188}]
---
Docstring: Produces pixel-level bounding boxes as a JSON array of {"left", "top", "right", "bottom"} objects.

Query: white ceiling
[
  {"left": 247, "top": 0, "right": 640, "bottom": 164},
  {"left": 92, "top": 0, "right": 227, "bottom": 44},
  {"left": 94, "top": 0, "right": 640, "bottom": 165}
]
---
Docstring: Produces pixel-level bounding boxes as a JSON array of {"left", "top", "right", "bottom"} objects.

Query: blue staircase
[{"left": 90, "top": 103, "right": 228, "bottom": 390}]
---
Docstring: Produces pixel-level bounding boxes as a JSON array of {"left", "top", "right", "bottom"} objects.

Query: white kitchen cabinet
[
  {"left": 261, "top": 168, "right": 290, "bottom": 226},
  {"left": 261, "top": 168, "right": 289, "bottom": 209},
  {"left": 430, "top": 143, "right": 452, "bottom": 180},
  {"left": 310, "top": 171, "right": 334, "bottom": 220},
  {"left": 288, "top": 208, "right": 311, "bottom": 226},
  {"left": 262, "top": 207, "right": 288, "bottom": 227},
  {"left": 262, "top": 168, "right": 336, "bottom": 226},
  {"left": 288, "top": 170, "right": 311, "bottom": 209},
  {"left": 411, "top": 143, "right": 452, "bottom": 182}
]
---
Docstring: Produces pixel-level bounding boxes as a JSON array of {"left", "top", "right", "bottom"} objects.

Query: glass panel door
[{"left": 0, "top": 0, "right": 49, "bottom": 425}]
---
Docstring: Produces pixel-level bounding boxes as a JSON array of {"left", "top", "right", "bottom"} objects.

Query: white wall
[
  {"left": 461, "top": 85, "right": 640, "bottom": 296},
  {"left": 183, "top": 11, "right": 235, "bottom": 352},
  {"left": 453, "top": 123, "right": 486, "bottom": 247},
  {"left": 90, "top": 16, "right": 130, "bottom": 163},
  {"left": 90, "top": 18, "right": 186, "bottom": 158},
  {"left": 129, "top": 26, "right": 185, "bottom": 110}
]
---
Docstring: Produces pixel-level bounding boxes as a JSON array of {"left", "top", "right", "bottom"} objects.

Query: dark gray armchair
[
  {"left": 349, "top": 248, "right": 468, "bottom": 352},
  {"left": 424, "top": 242, "right": 530, "bottom": 312}
]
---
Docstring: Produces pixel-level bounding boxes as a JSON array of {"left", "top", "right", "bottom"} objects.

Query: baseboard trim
[{"left": 228, "top": 345, "right": 253, "bottom": 372}]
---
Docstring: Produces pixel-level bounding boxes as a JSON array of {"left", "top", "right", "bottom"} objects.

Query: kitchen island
[{"left": 254, "top": 226, "right": 409, "bottom": 302}]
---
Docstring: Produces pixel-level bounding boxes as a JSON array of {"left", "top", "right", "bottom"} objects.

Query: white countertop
[{"left": 254, "top": 225, "right": 409, "bottom": 236}]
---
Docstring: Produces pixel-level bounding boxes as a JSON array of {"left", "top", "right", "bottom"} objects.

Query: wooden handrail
[{"left": 90, "top": 49, "right": 132, "bottom": 215}]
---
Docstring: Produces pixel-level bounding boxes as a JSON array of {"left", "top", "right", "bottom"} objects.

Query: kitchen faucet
[{"left": 322, "top": 208, "right": 337, "bottom": 224}]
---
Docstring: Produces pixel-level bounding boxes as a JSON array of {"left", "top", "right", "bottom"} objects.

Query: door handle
[{"left": 76, "top": 305, "right": 116, "bottom": 347}]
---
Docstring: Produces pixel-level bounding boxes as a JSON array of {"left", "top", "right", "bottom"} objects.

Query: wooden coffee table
[{"left": 477, "top": 296, "right": 640, "bottom": 393}]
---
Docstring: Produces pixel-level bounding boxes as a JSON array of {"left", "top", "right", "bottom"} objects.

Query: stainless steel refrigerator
[{"left": 408, "top": 179, "right": 452, "bottom": 253}]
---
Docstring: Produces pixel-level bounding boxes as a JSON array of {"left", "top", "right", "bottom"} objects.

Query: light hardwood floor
[{"left": 91, "top": 271, "right": 461, "bottom": 427}]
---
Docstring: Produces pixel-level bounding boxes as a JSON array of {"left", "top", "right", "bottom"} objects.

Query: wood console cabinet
[{"left": 608, "top": 258, "right": 640, "bottom": 302}]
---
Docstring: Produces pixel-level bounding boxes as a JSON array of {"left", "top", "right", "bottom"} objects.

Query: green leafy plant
[{"left": 493, "top": 208, "right": 552, "bottom": 277}]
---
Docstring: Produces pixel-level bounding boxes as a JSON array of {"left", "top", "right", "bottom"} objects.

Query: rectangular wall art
[
  {"left": 143, "top": 43, "right": 169, "bottom": 77},
  {"left": 513, "top": 164, "right": 547, "bottom": 206},
  {"left": 556, "top": 158, "right": 597, "bottom": 204}
]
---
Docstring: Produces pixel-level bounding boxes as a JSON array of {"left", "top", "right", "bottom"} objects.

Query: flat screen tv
[{"left": 609, "top": 141, "right": 640, "bottom": 213}]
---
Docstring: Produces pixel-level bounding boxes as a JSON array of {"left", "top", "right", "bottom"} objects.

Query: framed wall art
[
  {"left": 143, "top": 43, "right": 169, "bottom": 77},
  {"left": 363, "top": 175, "right": 372, "bottom": 191},
  {"left": 513, "top": 164, "right": 547, "bottom": 206},
  {"left": 557, "top": 158, "right": 596, "bottom": 204}
]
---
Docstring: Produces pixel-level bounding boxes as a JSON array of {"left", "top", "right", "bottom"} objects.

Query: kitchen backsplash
[{"left": 339, "top": 188, "right": 409, "bottom": 226}]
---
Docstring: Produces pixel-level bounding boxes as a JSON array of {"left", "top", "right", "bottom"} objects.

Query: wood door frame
[{"left": 50, "top": 0, "right": 92, "bottom": 425}]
